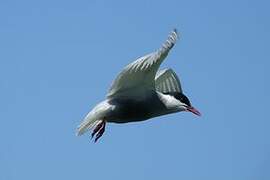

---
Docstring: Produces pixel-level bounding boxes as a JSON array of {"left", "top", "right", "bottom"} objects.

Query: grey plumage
[{"left": 77, "top": 29, "right": 200, "bottom": 140}]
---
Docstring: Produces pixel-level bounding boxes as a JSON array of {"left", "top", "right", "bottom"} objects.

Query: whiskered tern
[{"left": 77, "top": 29, "right": 201, "bottom": 142}]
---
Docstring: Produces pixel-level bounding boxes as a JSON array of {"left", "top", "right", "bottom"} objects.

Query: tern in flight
[{"left": 77, "top": 29, "right": 201, "bottom": 142}]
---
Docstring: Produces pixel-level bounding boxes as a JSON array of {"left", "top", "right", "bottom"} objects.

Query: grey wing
[
  {"left": 155, "top": 68, "right": 183, "bottom": 93},
  {"left": 107, "top": 29, "right": 179, "bottom": 98}
]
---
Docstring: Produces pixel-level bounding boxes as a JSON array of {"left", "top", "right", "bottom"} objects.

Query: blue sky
[{"left": 1, "top": 0, "right": 270, "bottom": 179}]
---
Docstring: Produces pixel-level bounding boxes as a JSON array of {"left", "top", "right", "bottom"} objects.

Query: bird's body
[
  {"left": 77, "top": 29, "right": 201, "bottom": 142},
  {"left": 107, "top": 91, "right": 181, "bottom": 123}
]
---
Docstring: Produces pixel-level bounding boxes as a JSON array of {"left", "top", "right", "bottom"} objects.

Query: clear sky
[{"left": 1, "top": 0, "right": 270, "bottom": 179}]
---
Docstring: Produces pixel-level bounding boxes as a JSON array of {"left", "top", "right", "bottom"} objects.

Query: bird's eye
[{"left": 181, "top": 95, "right": 191, "bottom": 107}]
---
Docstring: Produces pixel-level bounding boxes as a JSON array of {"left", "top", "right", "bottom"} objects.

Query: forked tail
[
  {"left": 76, "top": 100, "right": 113, "bottom": 136},
  {"left": 77, "top": 117, "right": 102, "bottom": 136}
]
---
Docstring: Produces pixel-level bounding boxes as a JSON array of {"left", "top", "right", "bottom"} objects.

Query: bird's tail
[
  {"left": 76, "top": 100, "right": 113, "bottom": 136},
  {"left": 76, "top": 116, "right": 102, "bottom": 136}
]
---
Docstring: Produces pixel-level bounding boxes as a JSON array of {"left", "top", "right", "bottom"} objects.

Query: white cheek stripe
[{"left": 157, "top": 92, "right": 186, "bottom": 110}]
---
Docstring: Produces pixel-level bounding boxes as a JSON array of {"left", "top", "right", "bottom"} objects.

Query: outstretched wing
[
  {"left": 107, "top": 29, "right": 179, "bottom": 98},
  {"left": 155, "top": 68, "right": 183, "bottom": 93}
]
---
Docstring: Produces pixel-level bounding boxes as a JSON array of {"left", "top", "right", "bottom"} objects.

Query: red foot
[{"left": 91, "top": 120, "right": 106, "bottom": 143}]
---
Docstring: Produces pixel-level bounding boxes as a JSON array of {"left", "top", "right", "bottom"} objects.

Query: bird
[{"left": 77, "top": 29, "right": 201, "bottom": 142}]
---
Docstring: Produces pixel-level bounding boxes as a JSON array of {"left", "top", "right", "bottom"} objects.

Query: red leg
[
  {"left": 91, "top": 121, "right": 103, "bottom": 139},
  {"left": 94, "top": 121, "right": 106, "bottom": 143},
  {"left": 91, "top": 120, "right": 106, "bottom": 142}
]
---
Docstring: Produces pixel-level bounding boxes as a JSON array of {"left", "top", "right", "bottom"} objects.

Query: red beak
[{"left": 187, "top": 106, "right": 201, "bottom": 116}]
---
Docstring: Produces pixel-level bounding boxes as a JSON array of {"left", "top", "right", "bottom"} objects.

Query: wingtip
[{"left": 171, "top": 28, "right": 179, "bottom": 39}]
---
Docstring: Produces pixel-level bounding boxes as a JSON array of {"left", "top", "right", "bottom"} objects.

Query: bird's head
[{"left": 167, "top": 92, "right": 201, "bottom": 116}]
